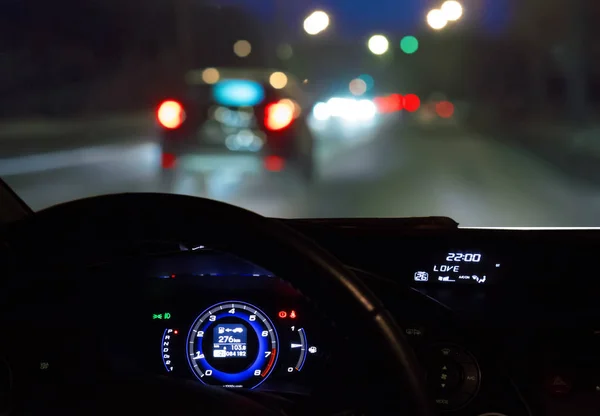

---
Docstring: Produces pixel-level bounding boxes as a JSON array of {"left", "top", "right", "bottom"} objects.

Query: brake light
[
  {"left": 157, "top": 100, "right": 185, "bottom": 129},
  {"left": 264, "top": 155, "right": 285, "bottom": 172},
  {"left": 161, "top": 152, "right": 177, "bottom": 169},
  {"left": 264, "top": 101, "right": 294, "bottom": 131}
]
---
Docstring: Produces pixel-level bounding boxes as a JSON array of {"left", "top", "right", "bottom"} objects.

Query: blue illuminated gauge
[{"left": 186, "top": 301, "right": 279, "bottom": 389}]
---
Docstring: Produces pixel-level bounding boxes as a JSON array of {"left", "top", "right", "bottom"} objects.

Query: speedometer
[{"left": 186, "top": 301, "right": 279, "bottom": 389}]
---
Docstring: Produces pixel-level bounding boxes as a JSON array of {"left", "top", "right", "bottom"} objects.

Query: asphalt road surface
[{"left": 3, "top": 116, "right": 600, "bottom": 227}]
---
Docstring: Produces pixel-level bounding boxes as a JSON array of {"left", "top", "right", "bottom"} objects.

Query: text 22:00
[{"left": 445, "top": 253, "right": 482, "bottom": 262}]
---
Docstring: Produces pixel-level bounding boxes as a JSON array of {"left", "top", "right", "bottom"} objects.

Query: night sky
[{"left": 213, "top": 0, "right": 511, "bottom": 38}]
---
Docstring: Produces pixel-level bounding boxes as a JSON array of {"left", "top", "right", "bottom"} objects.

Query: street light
[
  {"left": 441, "top": 0, "right": 463, "bottom": 21},
  {"left": 426, "top": 9, "right": 448, "bottom": 30},
  {"left": 367, "top": 35, "right": 389, "bottom": 55},
  {"left": 233, "top": 40, "right": 251, "bottom": 57},
  {"left": 303, "top": 11, "right": 330, "bottom": 35}
]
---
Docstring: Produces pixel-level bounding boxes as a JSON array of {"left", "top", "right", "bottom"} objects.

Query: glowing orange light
[
  {"left": 265, "top": 101, "right": 294, "bottom": 131},
  {"left": 289, "top": 310, "right": 297, "bottom": 319},
  {"left": 157, "top": 100, "right": 185, "bottom": 129}
]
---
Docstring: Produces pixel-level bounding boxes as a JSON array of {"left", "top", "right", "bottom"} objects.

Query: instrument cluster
[{"left": 147, "top": 269, "right": 328, "bottom": 395}]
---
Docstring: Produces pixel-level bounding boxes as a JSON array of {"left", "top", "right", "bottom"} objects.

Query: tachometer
[{"left": 186, "top": 301, "right": 279, "bottom": 389}]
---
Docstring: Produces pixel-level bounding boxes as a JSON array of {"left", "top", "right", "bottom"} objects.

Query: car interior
[{"left": 0, "top": 185, "right": 599, "bottom": 415}]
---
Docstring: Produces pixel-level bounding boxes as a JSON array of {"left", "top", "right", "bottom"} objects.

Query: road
[{"left": 2, "top": 115, "right": 600, "bottom": 227}]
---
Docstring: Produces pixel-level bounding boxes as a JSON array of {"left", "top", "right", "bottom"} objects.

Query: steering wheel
[{"left": 2, "top": 193, "right": 435, "bottom": 416}]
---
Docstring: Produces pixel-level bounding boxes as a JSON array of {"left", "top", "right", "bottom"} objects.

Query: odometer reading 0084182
[{"left": 186, "top": 301, "right": 279, "bottom": 389}]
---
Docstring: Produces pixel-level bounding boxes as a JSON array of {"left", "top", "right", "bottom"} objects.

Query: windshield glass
[{"left": 1, "top": 0, "right": 596, "bottom": 227}]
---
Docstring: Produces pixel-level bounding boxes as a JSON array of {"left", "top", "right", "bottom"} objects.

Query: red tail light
[
  {"left": 373, "top": 94, "right": 403, "bottom": 113},
  {"left": 264, "top": 101, "right": 294, "bottom": 131},
  {"left": 403, "top": 94, "right": 421, "bottom": 112},
  {"left": 264, "top": 155, "right": 285, "bottom": 172},
  {"left": 157, "top": 100, "right": 185, "bottom": 129},
  {"left": 161, "top": 152, "right": 177, "bottom": 169}
]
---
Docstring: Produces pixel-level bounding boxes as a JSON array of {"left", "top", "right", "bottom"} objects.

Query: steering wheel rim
[{"left": 3, "top": 193, "right": 435, "bottom": 415}]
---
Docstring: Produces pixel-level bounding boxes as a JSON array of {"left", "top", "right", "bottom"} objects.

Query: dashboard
[
  {"left": 3, "top": 217, "right": 600, "bottom": 416},
  {"left": 137, "top": 249, "right": 501, "bottom": 414},
  {"left": 127, "top": 221, "right": 600, "bottom": 416}
]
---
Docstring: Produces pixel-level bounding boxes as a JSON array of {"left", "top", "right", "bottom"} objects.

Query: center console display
[{"left": 413, "top": 251, "right": 502, "bottom": 285}]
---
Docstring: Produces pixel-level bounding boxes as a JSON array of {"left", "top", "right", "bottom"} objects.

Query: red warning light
[
  {"left": 278, "top": 311, "right": 288, "bottom": 318},
  {"left": 170, "top": 274, "right": 176, "bottom": 279},
  {"left": 174, "top": 330, "right": 179, "bottom": 335},
  {"left": 289, "top": 310, "right": 297, "bottom": 319}
]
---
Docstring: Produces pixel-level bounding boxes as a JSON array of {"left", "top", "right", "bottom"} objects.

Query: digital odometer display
[
  {"left": 213, "top": 324, "right": 247, "bottom": 358},
  {"left": 187, "top": 301, "right": 278, "bottom": 389},
  {"left": 413, "top": 251, "right": 502, "bottom": 285}
]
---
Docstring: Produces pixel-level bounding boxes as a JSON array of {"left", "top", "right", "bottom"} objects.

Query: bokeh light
[
  {"left": 157, "top": 100, "right": 185, "bottom": 129},
  {"left": 367, "top": 35, "right": 389, "bottom": 55},
  {"left": 426, "top": 9, "right": 447, "bottom": 30},
  {"left": 303, "top": 11, "right": 330, "bottom": 35},
  {"left": 277, "top": 43, "right": 293, "bottom": 60},
  {"left": 233, "top": 40, "right": 251, "bottom": 57},
  {"left": 279, "top": 98, "right": 302, "bottom": 118},
  {"left": 265, "top": 101, "right": 294, "bottom": 131},
  {"left": 201, "top": 68, "right": 220, "bottom": 84},
  {"left": 349, "top": 78, "right": 367, "bottom": 96},
  {"left": 312, "top": 102, "right": 331, "bottom": 121},
  {"left": 441, "top": 1, "right": 463, "bottom": 21},
  {"left": 356, "top": 99, "right": 377, "bottom": 120},
  {"left": 400, "top": 36, "right": 419, "bottom": 54},
  {"left": 403, "top": 94, "right": 421, "bottom": 112},
  {"left": 373, "top": 94, "right": 403, "bottom": 113},
  {"left": 358, "top": 74, "right": 375, "bottom": 91},
  {"left": 269, "top": 72, "right": 288, "bottom": 89},
  {"left": 436, "top": 101, "right": 455, "bottom": 118}
]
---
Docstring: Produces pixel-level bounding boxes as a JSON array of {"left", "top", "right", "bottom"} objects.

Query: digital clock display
[
  {"left": 445, "top": 252, "right": 481, "bottom": 262},
  {"left": 413, "top": 251, "right": 501, "bottom": 285}
]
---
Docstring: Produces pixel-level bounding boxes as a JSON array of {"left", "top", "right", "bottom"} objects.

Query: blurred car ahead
[{"left": 156, "top": 68, "right": 315, "bottom": 184}]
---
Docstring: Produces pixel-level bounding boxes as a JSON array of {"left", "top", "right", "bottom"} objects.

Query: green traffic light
[{"left": 400, "top": 36, "right": 418, "bottom": 54}]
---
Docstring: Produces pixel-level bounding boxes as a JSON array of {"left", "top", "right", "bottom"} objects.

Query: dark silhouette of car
[{"left": 156, "top": 68, "right": 316, "bottom": 184}]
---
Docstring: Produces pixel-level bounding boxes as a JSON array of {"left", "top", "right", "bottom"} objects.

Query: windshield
[{"left": 1, "top": 0, "right": 596, "bottom": 227}]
